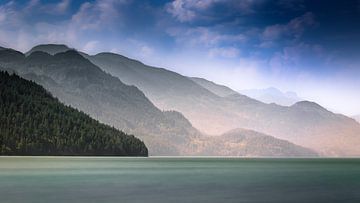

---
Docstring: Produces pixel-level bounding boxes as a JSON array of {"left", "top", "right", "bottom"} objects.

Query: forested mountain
[
  {"left": 0, "top": 45, "right": 322, "bottom": 157},
  {"left": 0, "top": 48, "right": 203, "bottom": 155},
  {"left": 0, "top": 71, "right": 147, "bottom": 156},
  {"left": 80, "top": 47, "right": 360, "bottom": 156},
  {"left": 0, "top": 70, "right": 317, "bottom": 157}
]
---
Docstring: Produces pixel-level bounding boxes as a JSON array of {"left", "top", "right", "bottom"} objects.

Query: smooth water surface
[{"left": 0, "top": 157, "right": 359, "bottom": 203}]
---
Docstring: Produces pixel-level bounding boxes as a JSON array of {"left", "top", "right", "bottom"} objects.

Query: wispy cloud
[
  {"left": 269, "top": 43, "right": 325, "bottom": 76},
  {"left": 262, "top": 12, "right": 316, "bottom": 42},
  {"left": 208, "top": 47, "right": 239, "bottom": 58},
  {"left": 71, "top": 0, "right": 126, "bottom": 30},
  {"left": 166, "top": 0, "right": 260, "bottom": 23},
  {"left": 0, "top": 0, "right": 128, "bottom": 52},
  {"left": 168, "top": 27, "right": 246, "bottom": 47}
]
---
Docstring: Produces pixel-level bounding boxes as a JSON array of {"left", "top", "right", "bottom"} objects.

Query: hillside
[
  {"left": 353, "top": 115, "right": 360, "bottom": 123},
  {"left": 81, "top": 48, "right": 360, "bottom": 156},
  {"left": 0, "top": 49, "right": 201, "bottom": 155},
  {"left": 26, "top": 44, "right": 72, "bottom": 56},
  {"left": 190, "top": 77, "right": 239, "bottom": 97},
  {"left": 0, "top": 45, "right": 324, "bottom": 157},
  {"left": 86, "top": 52, "right": 246, "bottom": 135},
  {"left": 192, "top": 129, "right": 317, "bottom": 157},
  {"left": 0, "top": 71, "right": 148, "bottom": 156}
]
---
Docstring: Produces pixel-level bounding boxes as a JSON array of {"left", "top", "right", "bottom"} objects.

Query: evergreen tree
[{"left": 0, "top": 71, "right": 148, "bottom": 156}]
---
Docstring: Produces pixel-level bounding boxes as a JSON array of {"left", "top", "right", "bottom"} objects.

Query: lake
[{"left": 0, "top": 157, "right": 359, "bottom": 202}]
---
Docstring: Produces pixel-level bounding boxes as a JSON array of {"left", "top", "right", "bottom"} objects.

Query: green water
[{"left": 0, "top": 157, "right": 359, "bottom": 203}]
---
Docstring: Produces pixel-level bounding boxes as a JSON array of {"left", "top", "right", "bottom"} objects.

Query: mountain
[
  {"left": 0, "top": 48, "right": 201, "bottom": 155},
  {"left": 190, "top": 77, "right": 238, "bottom": 97},
  {"left": 0, "top": 71, "right": 148, "bottom": 156},
  {"left": 239, "top": 87, "right": 301, "bottom": 106},
  {"left": 192, "top": 129, "right": 317, "bottom": 157},
  {"left": 26, "top": 44, "right": 72, "bottom": 56},
  {"left": 0, "top": 44, "right": 322, "bottom": 157},
  {"left": 85, "top": 52, "right": 256, "bottom": 135},
  {"left": 353, "top": 115, "right": 360, "bottom": 123},
  {"left": 82, "top": 48, "right": 360, "bottom": 156},
  {"left": 189, "top": 78, "right": 301, "bottom": 106}
]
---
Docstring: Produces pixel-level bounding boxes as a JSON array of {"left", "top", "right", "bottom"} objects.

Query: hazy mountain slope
[
  {"left": 192, "top": 129, "right": 317, "bottom": 157},
  {"left": 83, "top": 49, "right": 360, "bottom": 156},
  {"left": 190, "top": 77, "right": 239, "bottom": 97},
  {"left": 0, "top": 49, "right": 201, "bottom": 155},
  {"left": 26, "top": 44, "right": 72, "bottom": 56},
  {"left": 0, "top": 71, "right": 148, "bottom": 156},
  {"left": 87, "top": 52, "right": 261, "bottom": 135},
  {"left": 353, "top": 115, "right": 360, "bottom": 123},
  {"left": 239, "top": 87, "right": 301, "bottom": 106},
  {"left": 0, "top": 45, "right": 325, "bottom": 157}
]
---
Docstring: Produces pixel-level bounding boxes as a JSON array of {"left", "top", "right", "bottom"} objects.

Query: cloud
[
  {"left": 209, "top": 47, "right": 239, "bottom": 58},
  {"left": 262, "top": 12, "right": 316, "bottom": 42},
  {"left": 127, "top": 39, "right": 154, "bottom": 58},
  {"left": 269, "top": 43, "right": 325, "bottom": 76},
  {"left": 71, "top": 0, "right": 124, "bottom": 30},
  {"left": 166, "top": 0, "right": 197, "bottom": 22},
  {"left": 54, "top": 0, "right": 71, "bottom": 14},
  {"left": 276, "top": 0, "right": 305, "bottom": 11},
  {"left": 23, "top": 0, "right": 70, "bottom": 15},
  {"left": 165, "top": 0, "right": 260, "bottom": 23},
  {"left": 24, "top": 0, "right": 40, "bottom": 12},
  {"left": 0, "top": 0, "right": 131, "bottom": 52},
  {"left": 168, "top": 27, "right": 246, "bottom": 47},
  {"left": 82, "top": 40, "right": 99, "bottom": 53},
  {"left": 0, "top": 1, "right": 22, "bottom": 27}
]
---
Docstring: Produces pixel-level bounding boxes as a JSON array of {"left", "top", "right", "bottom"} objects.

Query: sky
[{"left": 0, "top": 0, "right": 359, "bottom": 116}]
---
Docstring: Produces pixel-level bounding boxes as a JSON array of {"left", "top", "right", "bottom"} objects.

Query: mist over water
[{"left": 1, "top": 157, "right": 359, "bottom": 203}]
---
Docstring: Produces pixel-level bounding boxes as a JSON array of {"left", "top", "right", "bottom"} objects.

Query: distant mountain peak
[
  {"left": 27, "top": 51, "right": 52, "bottom": 59},
  {"left": 54, "top": 50, "right": 86, "bottom": 60},
  {"left": 190, "top": 77, "right": 239, "bottom": 97},
  {"left": 292, "top": 101, "right": 327, "bottom": 111},
  {"left": 94, "top": 52, "right": 145, "bottom": 66},
  {"left": 26, "top": 44, "right": 72, "bottom": 56},
  {"left": 0, "top": 48, "right": 25, "bottom": 62},
  {"left": 239, "top": 87, "right": 301, "bottom": 106}
]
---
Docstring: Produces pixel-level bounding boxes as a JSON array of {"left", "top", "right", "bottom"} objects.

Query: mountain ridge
[
  {"left": 8, "top": 44, "right": 360, "bottom": 156},
  {"left": 353, "top": 115, "right": 360, "bottom": 123},
  {"left": 197, "top": 128, "right": 318, "bottom": 157},
  {"left": 26, "top": 44, "right": 73, "bottom": 56},
  {"left": 0, "top": 71, "right": 148, "bottom": 156},
  {"left": 239, "top": 87, "right": 301, "bottom": 106},
  {"left": 80, "top": 47, "right": 360, "bottom": 156},
  {"left": 189, "top": 77, "right": 239, "bottom": 97},
  {"left": 0, "top": 48, "right": 202, "bottom": 155},
  {"left": 0, "top": 44, "right": 322, "bottom": 157}
]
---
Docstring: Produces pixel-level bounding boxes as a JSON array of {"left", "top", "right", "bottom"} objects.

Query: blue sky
[{"left": 0, "top": 0, "right": 359, "bottom": 115}]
